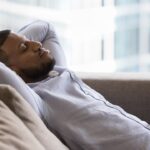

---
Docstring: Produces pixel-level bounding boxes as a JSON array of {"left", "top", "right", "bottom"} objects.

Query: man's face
[{"left": 1, "top": 32, "right": 55, "bottom": 81}]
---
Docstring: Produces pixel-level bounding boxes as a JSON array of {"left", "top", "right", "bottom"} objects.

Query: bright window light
[{"left": 1, "top": 0, "right": 150, "bottom": 73}]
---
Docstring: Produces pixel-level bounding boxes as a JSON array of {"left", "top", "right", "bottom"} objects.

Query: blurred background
[{"left": 0, "top": 0, "right": 150, "bottom": 73}]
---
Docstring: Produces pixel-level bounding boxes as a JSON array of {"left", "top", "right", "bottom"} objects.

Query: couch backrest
[{"left": 78, "top": 73, "right": 150, "bottom": 124}]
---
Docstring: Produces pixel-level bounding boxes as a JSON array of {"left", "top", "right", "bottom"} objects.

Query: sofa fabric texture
[
  {"left": 0, "top": 84, "right": 69, "bottom": 150},
  {"left": 78, "top": 72, "right": 150, "bottom": 124}
]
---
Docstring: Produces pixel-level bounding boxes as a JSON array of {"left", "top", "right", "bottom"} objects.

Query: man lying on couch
[{"left": 0, "top": 20, "right": 150, "bottom": 150}]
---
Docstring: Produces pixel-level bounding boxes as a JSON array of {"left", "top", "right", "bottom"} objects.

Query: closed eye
[{"left": 20, "top": 42, "right": 28, "bottom": 52}]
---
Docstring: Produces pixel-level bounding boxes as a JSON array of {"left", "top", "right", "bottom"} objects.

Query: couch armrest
[{"left": 77, "top": 72, "right": 150, "bottom": 124}]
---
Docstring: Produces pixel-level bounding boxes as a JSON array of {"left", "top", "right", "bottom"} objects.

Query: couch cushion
[
  {"left": 0, "top": 84, "right": 69, "bottom": 150},
  {"left": 0, "top": 100, "right": 45, "bottom": 150},
  {"left": 78, "top": 72, "right": 150, "bottom": 124},
  {"left": 0, "top": 62, "right": 42, "bottom": 116}
]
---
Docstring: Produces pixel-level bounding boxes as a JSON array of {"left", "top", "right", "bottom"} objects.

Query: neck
[{"left": 19, "top": 74, "right": 48, "bottom": 83}]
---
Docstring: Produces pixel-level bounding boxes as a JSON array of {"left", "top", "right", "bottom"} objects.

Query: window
[
  {"left": 1, "top": 0, "right": 150, "bottom": 72},
  {"left": 115, "top": 28, "right": 139, "bottom": 59},
  {"left": 115, "top": 0, "right": 139, "bottom": 6}
]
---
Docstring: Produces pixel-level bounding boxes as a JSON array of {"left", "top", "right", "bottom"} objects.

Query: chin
[{"left": 21, "top": 58, "right": 56, "bottom": 81}]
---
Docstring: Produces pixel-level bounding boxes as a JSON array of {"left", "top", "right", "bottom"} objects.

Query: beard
[{"left": 20, "top": 58, "right": 55, "bottom": 81}]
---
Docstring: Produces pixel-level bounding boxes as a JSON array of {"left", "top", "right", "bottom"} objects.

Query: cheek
[
  {"left": 21, "top": 54, "right": 38, "bottom": 63},
  {"left": 24, "top": 60, "right": 40, "bottom": 68},
  {"left": 17, "top": 53, "right": 49, "bottom": 69},
  {"left": 17, "top": 56, "right": 38, "bottom": 68}
]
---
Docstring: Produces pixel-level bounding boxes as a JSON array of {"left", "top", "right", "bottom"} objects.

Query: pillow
[
  {"left": 0, "top": 62, "right": 42, "bottom": 116},
  {"left": 0, "top": 84, "right": 69, "bottom": 150},
  {"left": 0, "top": 99, "right": 45, "bottom": 150}
]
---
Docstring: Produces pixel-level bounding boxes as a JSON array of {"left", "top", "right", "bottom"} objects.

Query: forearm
[
  {"left": 18, "top": 20, "right": 49, "bottom": 42},
  {"left": 42, "top": 23, "right": 67, "bottom": 66}
]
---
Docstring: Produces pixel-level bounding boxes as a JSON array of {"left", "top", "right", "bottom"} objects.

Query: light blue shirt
[
  {"left": 21, "top": 20, "right": 150, "bottom": 150},
  {"left": 28, "top": 66, "right": 150, "bottom": 150}
]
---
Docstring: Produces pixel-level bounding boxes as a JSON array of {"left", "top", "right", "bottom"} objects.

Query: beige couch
[{"left": 78, "top": 72, "right": 150, "bottom": 124}]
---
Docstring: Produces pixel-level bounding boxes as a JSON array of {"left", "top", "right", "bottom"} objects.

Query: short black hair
[
  {"left": 0, "top": 30, "right": 11, "bottom": 66},
  {"left": 0, "top": 30, "right": 11, "bottom": 47}
]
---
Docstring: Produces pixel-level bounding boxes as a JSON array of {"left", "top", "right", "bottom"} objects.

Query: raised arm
[{"left": 18, "top": 20, "right": 67, "bottom": 66}]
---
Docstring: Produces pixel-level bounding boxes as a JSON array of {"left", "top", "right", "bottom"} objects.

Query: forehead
[
  {"left": 1, "top": 32, "right": 26, "bottom": 53},
  {"left": 5, "top": 32, "right": 26, "bottom": 44}
]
